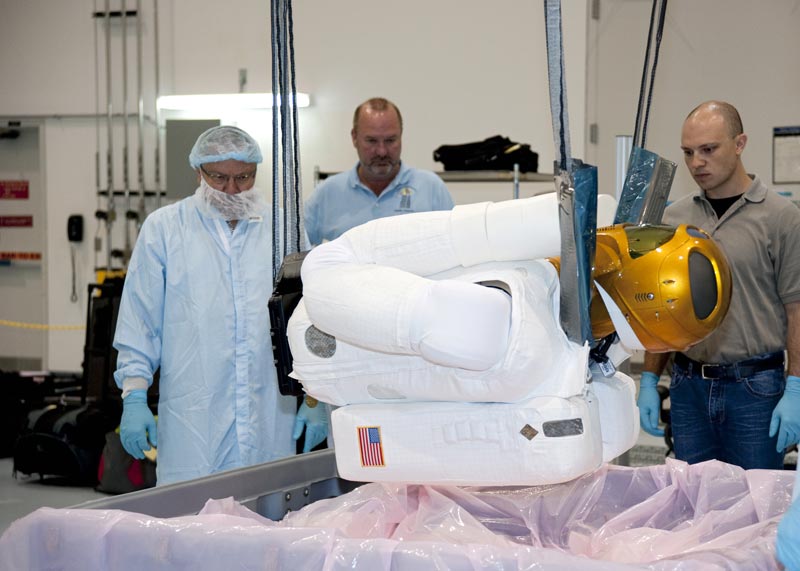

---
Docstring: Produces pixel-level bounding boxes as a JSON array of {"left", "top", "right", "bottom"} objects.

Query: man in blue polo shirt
[{"left": 304, "top": 97, "right": 454, "bottom": 245}]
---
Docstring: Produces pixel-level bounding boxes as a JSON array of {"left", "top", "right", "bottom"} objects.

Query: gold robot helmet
[{"left": 589, "top": 223, "right": 732, "bottom": 353}]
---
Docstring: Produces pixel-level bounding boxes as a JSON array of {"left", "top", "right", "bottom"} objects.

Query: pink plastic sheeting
[{"left": 0, "top": 459, "right": 794, "bottom": 571}]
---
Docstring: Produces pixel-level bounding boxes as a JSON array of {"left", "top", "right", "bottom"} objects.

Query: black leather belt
[{"left": 674, "top": 351, "right": 785, "bottom": 380}]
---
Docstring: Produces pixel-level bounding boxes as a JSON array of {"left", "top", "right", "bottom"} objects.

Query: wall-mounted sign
[
  {"left": 0, "top": 251, "right": 42, "bottom": 261},
  {"left": 774, "top": 126, "right": 800, "bottom": 184},
  {"left": 0, "top": 215, "right": 33, "bottom": 227},
  {"left": 0, "top": 180, "right": 29, "bottom": 199}
]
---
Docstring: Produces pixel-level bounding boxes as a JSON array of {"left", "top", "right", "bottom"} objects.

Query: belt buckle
[{"left": 700, "top": 363, "right": 717, "bottom": 380}]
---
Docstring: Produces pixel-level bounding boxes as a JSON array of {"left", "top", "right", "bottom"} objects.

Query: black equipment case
[{"left": 12, "top": 278, "right": 130, "bottom": 485}]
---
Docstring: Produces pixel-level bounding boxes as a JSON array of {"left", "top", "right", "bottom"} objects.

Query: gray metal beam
[{"left": 74, "top": 449, "right": 362, "bottom": 521}]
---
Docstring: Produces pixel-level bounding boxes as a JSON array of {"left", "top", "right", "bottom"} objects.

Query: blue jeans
[{"left": 669, "top": 352, "right": 786, "bottom": 470}]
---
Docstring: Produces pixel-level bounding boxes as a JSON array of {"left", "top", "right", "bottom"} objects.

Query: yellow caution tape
[{"left": 0, "top": 319, "right": 85, "bottom": 331}]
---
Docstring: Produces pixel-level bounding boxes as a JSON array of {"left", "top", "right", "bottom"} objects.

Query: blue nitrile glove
[
  {"left": 638, "top": 371, "right": 665, "bottom": 437},
  {"left": 777, "top": 469, "right": 800, "bottom": 571},
  {"left": 120, "top": 389, "right": 158, "bottom": 460},
  {"left": 770, "top": 376, "right": 800, "bottom": 453},
  {"left": 293, "top": 399, "right": 329, "bottom": 453}
]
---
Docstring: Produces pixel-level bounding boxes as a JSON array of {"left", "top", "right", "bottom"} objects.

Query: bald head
[
  {"left": 685, "top": 101, "right": 743, "bottom": 138},
  {"left": 681, "top": 100, "right": 750, "bottom": 198}
]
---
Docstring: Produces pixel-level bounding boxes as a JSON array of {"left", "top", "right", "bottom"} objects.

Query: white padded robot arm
[
  {"left": 303, "top": 192, "right": 616, "bottom": 277},
  {"left": 300, "top": 193, "right": 616, "bottom": 370},
  {"left": 307, "top": 194, "right": 562, "bottom": 278},
  {"left": 300, "top": 237, "right": 512, "bottom": 370}
]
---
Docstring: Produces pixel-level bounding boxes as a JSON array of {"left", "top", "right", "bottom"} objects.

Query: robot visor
[
  {"left": 624, "top": 225, "right": 676, "bottom": 259},
  {"left": 688, "top": 250, "right": 719, "bottom": 320}
]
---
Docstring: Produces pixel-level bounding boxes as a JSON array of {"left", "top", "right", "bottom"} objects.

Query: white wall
[
  {"left": 290, "top": 1, "right": 588, "bottom": 202},
  {"left": 6, "top": 1, "right": 796, "bottom": 372},
  {"left": 0, "top": 125, "right": 46, "bottom": 368},
  {"left": 1, "top": 2, "right": 97, "bottom": 115},
  {"left": 43, "top": 119, "right": 101, "bottom": 370},
  {"left": 586, "top": 0, "right": 800, "bottom": 203},
  {"left": 0, "top": 0, "right": 588, "bottom": 370}
]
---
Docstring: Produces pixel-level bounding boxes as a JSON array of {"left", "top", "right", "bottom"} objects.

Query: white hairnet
[{"left": 189, "top": 126, "right": 263, "bottom": 168}]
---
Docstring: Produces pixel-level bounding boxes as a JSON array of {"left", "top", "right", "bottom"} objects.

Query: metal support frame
[{"left": 75, "top": 449, "right": 361, "bottom": 521}]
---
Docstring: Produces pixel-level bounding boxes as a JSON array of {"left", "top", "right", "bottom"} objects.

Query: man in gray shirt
[{"left": 638, "top": 100, "right": 800, "bottom": 469}]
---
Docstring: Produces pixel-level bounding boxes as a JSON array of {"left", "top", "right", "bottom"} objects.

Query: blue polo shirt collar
[{"left": 347, "top": 161, "right": 411, "bottom": 198}]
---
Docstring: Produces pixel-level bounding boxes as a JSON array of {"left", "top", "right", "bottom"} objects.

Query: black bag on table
[
  {"left": 13, "top": 402, "right": 120, "bottom": 486},
  {"left": 0, "top": 371, "right": 46, "bottom": 458},
  {"left": 10, "top": 277, "right": 129, "bottom": 486},
  {"left": 433, "top": 135, "right": 539, "bottom": 173}
]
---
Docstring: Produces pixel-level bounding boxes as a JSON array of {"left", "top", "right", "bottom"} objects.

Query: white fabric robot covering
[
  {"left": 331, "top": 372, "right": 639, "bottom": 485},
  {"left": 288, "top": 193, "right": 639, "bottom": 485},
  {"left": 290, "top": 259, "right": 589, "bottom": 405}
]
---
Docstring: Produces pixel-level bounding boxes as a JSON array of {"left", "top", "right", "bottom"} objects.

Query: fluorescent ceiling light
[{"left": 157, "top": 93, "right": 310, "bottom": 111}]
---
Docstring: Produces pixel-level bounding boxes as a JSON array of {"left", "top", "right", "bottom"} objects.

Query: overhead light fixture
[{"left": 157, "top": 93, "right": 311, "bottom": 111}]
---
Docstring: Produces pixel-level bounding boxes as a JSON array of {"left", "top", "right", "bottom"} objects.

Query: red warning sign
[
  {"left": 0, "top": 251, "right": 42, "bottom": 261},
  {"left": 0, "top": 180, "right": 29, "bottom": 199},
  {"left": 0, "top": 216, "right": 33, "bottom": 227}
]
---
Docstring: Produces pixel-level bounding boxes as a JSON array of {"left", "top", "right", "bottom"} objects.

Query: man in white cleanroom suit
[{"left": 113, "top": 126, "right": 328, "bottom": 485}]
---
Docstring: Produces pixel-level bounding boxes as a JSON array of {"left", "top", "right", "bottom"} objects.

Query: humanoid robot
[{"left": 286, "top": 193, "right": 731, "bottom": 485}]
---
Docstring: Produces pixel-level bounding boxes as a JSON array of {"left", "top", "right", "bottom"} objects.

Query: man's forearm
[
  {"left": 643, "top": 351, "right": 672, "bottom": 377},
  {"left": 785, "top": 301, "right": 800, "bottom": 377}
]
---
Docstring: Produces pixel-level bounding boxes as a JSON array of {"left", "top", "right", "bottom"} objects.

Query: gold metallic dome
[{"left": 589, "top": 223, "right": 732, "bottom": 352}]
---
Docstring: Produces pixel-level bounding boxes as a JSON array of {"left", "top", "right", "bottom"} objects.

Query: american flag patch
[{"left": 358, "top": 426, "right": 385, "bottom": 467}]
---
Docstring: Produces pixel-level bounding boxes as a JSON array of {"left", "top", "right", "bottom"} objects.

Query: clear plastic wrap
[{"left": 0, "top": 459, "right": 793, "bottom": 570}]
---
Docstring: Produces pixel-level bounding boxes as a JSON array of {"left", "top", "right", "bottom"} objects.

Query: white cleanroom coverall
[{"left": 114, "top": 193, "right": 296, "bottom": 485}]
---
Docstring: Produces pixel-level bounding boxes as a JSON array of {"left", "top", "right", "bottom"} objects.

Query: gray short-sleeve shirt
[{"left": 663, "top": 175, "right": 800, "bottom": 363}]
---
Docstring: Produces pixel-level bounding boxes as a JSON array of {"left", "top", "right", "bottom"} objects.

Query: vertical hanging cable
[
  {"left": 104, "top": 0, "right": 115, "bottom": 272},
  {"left": 270, "top": 0, "right": 281, "bottom": 284},
  {"left": 632, "top": 0, "right": 668, "bottom": 150},
  {"left": 270, "top": 0, "right": 304, "bottom": 284},
  {"left": 615, "top": 0, "right": 675, "bottom": 227},
  {"left": 121, "top": 0, "right": 133, "bottom": 265},
  {"left": 287, "top": 3, "right": 303, "bottom": 252},
  {"left": 136, "top": 0, "right": 146, "bottom": 227},
  {"left": 278, "top": 1, "right": 290, "bottom": 260},
  {"left": 153, "top": 0, "right": 162, "bottom": 209},
  {"left": 641, "top": 0, "right": 668, "bottom": 149},
  {"left": 632, "top": 0, "right": 657, "bottom": 150},
  {"left": 93, "top": 0, "right": 102, "bottom": 271}
]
